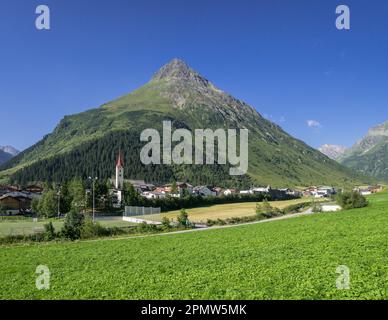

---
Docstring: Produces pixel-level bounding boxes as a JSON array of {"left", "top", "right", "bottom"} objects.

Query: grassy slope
[{"left": 0, "top": 193, "right": 387, "bottom": 300}]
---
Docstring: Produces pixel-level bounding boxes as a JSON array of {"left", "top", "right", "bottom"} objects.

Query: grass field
[
  {"left": 0, "top": 218, "right": 135, "bottom": 237},
  {"left": 141, "top": 197, "right": 322, "bottom": 223},
  {"left": 0, "top": 193, "right": 386, "bottom": 300}
]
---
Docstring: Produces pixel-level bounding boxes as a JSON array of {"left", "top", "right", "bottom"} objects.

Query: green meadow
[{"left": 0, "top": 192, "right": 387, "bottom": 300}]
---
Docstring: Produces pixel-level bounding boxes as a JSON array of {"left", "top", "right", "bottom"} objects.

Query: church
[{"left": 110, "top": 152, "right": 124, "bottom": 208}]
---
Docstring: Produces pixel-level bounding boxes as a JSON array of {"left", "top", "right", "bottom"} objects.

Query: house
[
  {"left": 129, "top": 180, "right": 155, "bottom": 193},
  {"left": 223, "top": 188, "right": 239, "bottom": 196},
  {"left": 194, "top": 186, "right": 217, "bottom": 197},
  {"left": 239, "top": 190, "right": 253, "bottom": 195},
  {"left": 141, "top": 191, "right": 166, "bottom": 199},
  {"left": 307, "top": 186, "right": 335, "bottom": 198},
  {"left": 23, "top": 185, "right": 43, "bottom": 195},
  {"left": 212, "top": 187, "right": 223, "bottom": 196},
  {"left": 0, "top": 185, "right": 19, "bottom": 196},
  {"left": 251, "top": 186, "right": 271, "bottom": 194},
  {"left": 0, "top": 192, "right": 33, "bottom": 214},
  {"left": 177, "top": 182, "right": 193, "bottom": 196}
]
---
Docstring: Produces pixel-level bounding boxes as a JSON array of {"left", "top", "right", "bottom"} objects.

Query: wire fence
[{"left": 124, "top": 206, "right": 161, "bottom": 216}]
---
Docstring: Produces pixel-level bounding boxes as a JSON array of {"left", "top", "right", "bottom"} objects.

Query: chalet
[
  {"left": 0, "top": 192, "right": 33, "bottom": 214},
  {"left": 0, "top": 185, "right": 19, "bottom": 196},
  {"left": 23, "top": 185, "right": 43, "bottom": 195}
]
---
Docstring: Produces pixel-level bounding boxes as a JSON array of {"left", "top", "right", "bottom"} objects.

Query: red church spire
[{"left": 116, "top": 152, "right": 123, "bottom": 167}]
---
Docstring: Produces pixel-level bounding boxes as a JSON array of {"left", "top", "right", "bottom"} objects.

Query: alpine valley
[{"left": 0, "top": 59, "right": 370, "bottom": 187}]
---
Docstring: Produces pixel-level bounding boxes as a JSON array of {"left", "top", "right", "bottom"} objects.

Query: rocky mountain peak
[
  {"left": 318, "top": 144, "right": 347, "bottom": 161},
  {"left": 151, "top": 58, "right": 210, "bottom": 87},
  {"left": 0, "top": 145, "right": 19, "bottom": 156}
]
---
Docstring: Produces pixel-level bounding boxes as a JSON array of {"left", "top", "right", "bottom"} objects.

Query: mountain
[
  {"left": 0, "top": 146, "right": 19, "bottom": 165},
  {"left": 0, "top": 59, "right": 369, "bottom": 187},
  {"left": 340, "top": 121, "right": 388, "bottom": 181},
  {"left": 318, "top": 144, "right": 347, "bottom": 161}
]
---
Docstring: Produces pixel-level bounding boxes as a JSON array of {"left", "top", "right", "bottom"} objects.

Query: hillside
[
  {"left": 1, "top": 192, "right": 386, "bottom": 299},
  {"left": 340, "top": 121, "right": 388, "bottom": 181},
  {"left": 0, "top": 59, "right": 369, "bottom": 187}
]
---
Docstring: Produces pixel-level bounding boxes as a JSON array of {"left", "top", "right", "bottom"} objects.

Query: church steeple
[
  {"left": 115, "top": 151, "right": 124, "bottom": 190},
  {"left": 116, "top": 152, "right": 124, "bottom": 168}
]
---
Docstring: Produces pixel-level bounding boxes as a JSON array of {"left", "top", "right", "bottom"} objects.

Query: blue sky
[{"left": 0, "top": 0, "right": 387, "bottom": 151}]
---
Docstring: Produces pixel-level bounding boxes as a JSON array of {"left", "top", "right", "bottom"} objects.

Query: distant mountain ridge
[
  {"left": 319, "top": 144, "right": 347, "bottom": 161},
  {"left": 340, "top": 120, "right": 388, "bottom": 181},
  {"left": 0, "top": 146, "right": 19, "bottom": 165},
  {"left": 0, "top": 59, "right": 369, "bottom": 187}
]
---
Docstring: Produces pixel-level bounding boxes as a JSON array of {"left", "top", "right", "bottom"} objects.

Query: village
[{"left": 0, "top": 153, "right": 383, "bottom": 215}]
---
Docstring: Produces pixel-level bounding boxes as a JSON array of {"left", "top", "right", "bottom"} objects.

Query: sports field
[
  {"left": 0, "top": 193, "right": 386, "bottom": 299},
  {"left": 143, "top": 197, "right": 322, "bottom": 223}
]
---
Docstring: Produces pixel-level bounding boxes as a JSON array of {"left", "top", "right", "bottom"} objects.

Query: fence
[{"left": 124, "top": 206, "right": 161, "bottom": 216}]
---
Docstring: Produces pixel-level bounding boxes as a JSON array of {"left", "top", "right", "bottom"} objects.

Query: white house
[
  {"left": 141, "top": 191, "right": 166, "bottom": 199},
  {"left": 223, "top": 188, "right": 239, "bottom": 196}
]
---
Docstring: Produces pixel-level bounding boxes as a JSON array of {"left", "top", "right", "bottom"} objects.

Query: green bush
[
  {"left": 161, "top": 217, "right": 171, "bottom": 230},
  {"left": 81, "top": 217, "right": 110, "bottom": 239},
  {"left": 177, "top": 209, "right": 192, "bottom": 228},
  {"left": 43, "top": 222, "right": 56, "bottom": 241},
  {"left": 336, "top": 191, "right": 368, "bottom": 210},
  {"left": 61, "top": 211, "right": 85, "bottom": 240}
]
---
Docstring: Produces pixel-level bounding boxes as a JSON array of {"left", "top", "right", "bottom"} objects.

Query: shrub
[
  {"left": 81, "top": 217, "right": 110, "bottom": 239},
  {"left": 336, "top": 191, "right": 368, "bottom": 210},
  {"left": 256, "top": 200, "right": 283, "bottom": 218},
  {"left": 177, "top": 209, "right": 192, "bottom": 228},
  {"left": 161, "top": 216, "right": 171, "bottom": 230},
  {"left": 137, "top": 222, "right": 158, "bottom": 233},
  {"left": 43, "top": 222, "right": 56, "bottom": 241},
  {"left": 61, "top": 210, "right": 85, "bottom": 240}
]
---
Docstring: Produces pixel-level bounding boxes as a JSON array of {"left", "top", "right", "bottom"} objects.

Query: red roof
[{"left": 116, "top": 152, "right": 124, "bottom": 167}]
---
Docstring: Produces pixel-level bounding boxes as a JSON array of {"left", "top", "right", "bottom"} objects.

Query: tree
[
  {"left": 59, "top": 182, "right": 71, "bottom": 215},
  {"left": 43, "top": 222, "right": 56, "bottom": 241},
  {"left": 31, "top": 198, "right": 40, "bottom": 214},
  {"left": 336, "top": 191, "right": 368, "bottom": 210},
  {"left": 61, "top": 210, "right": 85, "bottom": 240},
  {"left": 68, "top": 178, "right": 86, "bottom": 213},
  {"left": 171, "top": 181, "right": 178, "bottom": 195},
  {"left": 177, "top": 209, "right": 191, "bottom": 228},
  {"left": 38, "top": 189, "right": 57, "bottom": 218},
  {"left": 123, "top": 182, "right": 139, "bottom": 207}
]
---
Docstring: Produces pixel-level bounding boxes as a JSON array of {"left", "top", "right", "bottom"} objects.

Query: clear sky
[{"left": 0, "top": 0, "right": 387, "bottom": 151}]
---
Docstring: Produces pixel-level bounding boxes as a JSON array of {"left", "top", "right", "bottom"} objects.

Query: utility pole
[
  {"left": 89, "top": 177, "right": 98, "bottom": 222},
  {"left": 57, "top": 184, "right": 61, "bottom": 219}
]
